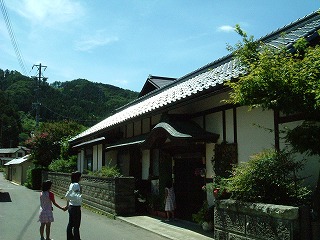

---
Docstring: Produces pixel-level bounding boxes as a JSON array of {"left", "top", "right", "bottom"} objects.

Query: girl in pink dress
[
  {"left": 164, "top": 180, "right": 176, "bottom": 221},
  {"left": 39, "top": 180, "right": 65, "bottom": 240}
]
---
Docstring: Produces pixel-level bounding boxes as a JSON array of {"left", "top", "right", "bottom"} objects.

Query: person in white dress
[{"left": 164, "top": 180, "right": 176, "bottom": 221}]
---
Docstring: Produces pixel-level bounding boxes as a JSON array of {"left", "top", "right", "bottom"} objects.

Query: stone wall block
[
  {"left": 214, "top": 200, "right": 300, "bottom": 240},
  {"left": 214, "top": 208, "right": 246, "bottom": 234},
  {"left": 214, "top": 229, "right": 228, "bottom": 240},
  {"left": 246, "top": 215, "right": 291, "bottom": 240},
  {"left": 47, "top": 172, "right": 135, "bottom": 216}
]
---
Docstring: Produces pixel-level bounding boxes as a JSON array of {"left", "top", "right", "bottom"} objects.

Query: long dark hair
[
  {"left": 71, "top": 171, "right": 82, "bottom": 183},
  {"left": 42, "top": 180, "right": 52, "bottom": 192},
  {"left": 165, "top": 180, "right": 173, "bottom": 189}
]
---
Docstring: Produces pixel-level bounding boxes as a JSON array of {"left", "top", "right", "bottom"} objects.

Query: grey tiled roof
[{"left": 70, "top": 10, "right": 320, "bottom": 143}]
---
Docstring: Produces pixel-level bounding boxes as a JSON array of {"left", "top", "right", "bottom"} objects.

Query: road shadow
[{"left": 0, "top": 192, "right": 12, "bottom": 202}]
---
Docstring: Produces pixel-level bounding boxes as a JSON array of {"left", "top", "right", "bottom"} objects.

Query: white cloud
[
  {"left": 75, "top": 30, "right": 119, "bottom": 52},
  {"left": 9, "top": 0, "right": 85, "bottom": 27},
  {"left": 111, "top": 78, "right": 129, "bottom": 88},
  {"left": 217, "top": 25, "right": 235, "bottom": 33}
]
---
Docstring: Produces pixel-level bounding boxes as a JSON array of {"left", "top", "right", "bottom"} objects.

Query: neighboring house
[
  {"left": 4, "top": 155, "right": 33, "bottom": 185},
  {"left": 0, "top": 146, "right": 30, "bottom": 166},
  {"left": 138, "top": 75, "right": 176, "bottom": 97},
  {"left": 69, "top": 10, "right": 320, "bottom": 220}
]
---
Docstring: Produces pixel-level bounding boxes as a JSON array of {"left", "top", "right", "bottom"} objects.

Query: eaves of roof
[
  {"left": 4, "top": 155, "right": 30, "bottom": 166},
  {"left": 0, "top": 148, "right": 20, "bottom": 154},
  {"left": 70, "top": 10, "right": 320, "bottom": 144}
]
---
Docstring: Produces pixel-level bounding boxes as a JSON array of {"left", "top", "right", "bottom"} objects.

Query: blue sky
[{"left": 0, "top": 0, "right": 319, "bottom": 92}]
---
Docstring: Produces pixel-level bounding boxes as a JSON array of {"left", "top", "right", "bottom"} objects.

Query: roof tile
[{"left": 71, "top": 10, "right": 320, "bottom": 142}]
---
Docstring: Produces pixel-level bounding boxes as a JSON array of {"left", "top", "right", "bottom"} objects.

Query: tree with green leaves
[
  {"left": 0, "top": 90, "right": 22, "bottom": 147},
  {"left": 226, "top": 25, "right": 320, "bottom": 209},
  {"left": 25, "top": 121, "right": 86, "bottom": 168}
]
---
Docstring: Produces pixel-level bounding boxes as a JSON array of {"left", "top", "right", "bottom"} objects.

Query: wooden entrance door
[{"left": 174, "top": 157, "right": 205, "bottom": 220}]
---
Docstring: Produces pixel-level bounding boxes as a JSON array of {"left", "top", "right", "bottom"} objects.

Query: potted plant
[
  {"left": 192, "top": 201, "right": 214, "bottom": 231},
  {"left": 203, "top": 176, "right": 230, "bottom": 200}
]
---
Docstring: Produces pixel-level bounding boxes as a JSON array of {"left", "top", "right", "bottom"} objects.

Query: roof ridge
[{"left": 258, "top": 9, "right": 320, "bottom": 43}]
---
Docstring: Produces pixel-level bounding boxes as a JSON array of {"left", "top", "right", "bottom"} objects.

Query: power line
[{"left": 0, "top": 0, "right": 28, "bottom": 75}]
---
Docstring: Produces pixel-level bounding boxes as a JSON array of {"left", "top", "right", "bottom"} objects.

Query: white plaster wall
[
  {"left": 134, "top": 120, "right": 142, "bottom": 136},
  {"left": 97, "top": 144, "right": 103, "bottom": 170},
  {"left": 78, "top": 151, "right": 83, "bottom": 172},
  {"left": 93, "top": 145, "right": 98, "bottom": 171},
  {"left": 206, "top": 143, "right": 215, "bottom": 178},
  {"left": 225, "top": 109, "right": 234, "bottom": 143},
  {"left": 151, "top": 114, "right": 161, "bottom": 126},
  {"left": 142, "top": 118, "right": 151, "bottom": 134},
  {"left": 206, "top": 112, "right": 223, "bottom": 144},
  {"left": 279, "top": 121, "right": 320, "bottom": 190},
  {"left": 170, "top": 92, "right": 229, "bottom": 114},
  {"left": 127, "top": 123, "right": 133, "bottom": 137},
  {"left": 236, "top": 106, "right": 274, "bottom": 163},
  {"left": 206, "top": 143, "right": 215, "bottom": 205},
  {"left": 142, "top": 150, "right": 150, "bottom": 180}
]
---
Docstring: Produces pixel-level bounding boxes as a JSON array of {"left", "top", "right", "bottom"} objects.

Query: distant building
[
  {"left": 4, "top": 154, "right": 33, "bottom": 185},
  {"left": 0, "top": 146, "right": 30, "bottom": 166}
]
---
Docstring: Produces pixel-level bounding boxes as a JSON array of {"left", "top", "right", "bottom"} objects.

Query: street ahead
[{"left": 0, "top": 173, "right": 167, "bottom": 240}]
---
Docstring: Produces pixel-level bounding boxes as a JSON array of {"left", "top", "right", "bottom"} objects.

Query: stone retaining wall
[
  {"left": 214, "top": 199, "right": 300, "bottom": 240},
  {"left": 45, "top": 172, "right": 135, "bottom": 216}
]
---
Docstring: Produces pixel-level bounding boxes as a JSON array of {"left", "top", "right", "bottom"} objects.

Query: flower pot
[
  {"left": 213, "top": 188, "right": 220, "bottom": 198},
  {"left": 202, "top": 221, "right": 213, "bottom": 231}
]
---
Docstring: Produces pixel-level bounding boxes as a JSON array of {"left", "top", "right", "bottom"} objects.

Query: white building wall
[
  {"left": 134, "top": 120, "right": 142, "bottom": 136},
  {"left": 93, "top": 145, "right": 98, "bottom": 171},
  {"left": 142, "top": 118, "right": 151, "bottom": 134},
  {"left": 77, "top": 151, "right": 83, "bottom": 172},
  {"left": 142, "top": 150, "right": 150, "bottom": 180},
  {"left": 225, "top": 109, "right": 234, "bottom": 143},
  {"left": 151, "top": 114, "right": 161, "bottom": 126},
  {"left": 97, "top": 144, "right": 103, "bottom": 170},
  {"left": 236, "top": 106, "right": 274, "bottom": 163},
  {"left": 127, "top": 123, "right": 134, "bottom": 137},
  {"left": 279, "top": 120, "right": 320, "bottom": 189},
  {"left": 206, "top": 112, "right": 223, "bottom": 144}
]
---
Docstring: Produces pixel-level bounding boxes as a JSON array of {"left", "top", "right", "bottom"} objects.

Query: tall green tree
[
  {"left": 0, "top": 90, "right": 21, "bottom": 147},
  {"left": 226, "top": 25, "right": 320, "bottom": 208},
  {"left": 25, "top": 121, "right": 86, "bottom": 168}
]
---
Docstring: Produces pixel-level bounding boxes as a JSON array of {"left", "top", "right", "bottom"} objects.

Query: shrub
[
  {"left": 25, "top": 167, "right": 43, "bottom": 190},
  {"left": 192, "top": 201, "right": 214, "bottom": 224},
  {"left": 226, "top": 149, "right": 311, "bottom": 206},
  {"left": 88, "top": 161, "right": 122, "bottom": 178},
  {"left": 48, "top": 155, "right": 77, "bottom": 173}
]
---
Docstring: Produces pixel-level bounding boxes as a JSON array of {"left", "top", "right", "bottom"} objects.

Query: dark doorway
[{"left": 174, "top": 157, "right": 205, "bottom": 221}]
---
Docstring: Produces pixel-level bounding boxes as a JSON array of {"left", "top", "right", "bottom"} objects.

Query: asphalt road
[{"left": 0, "top": 173, "right": 167, "bottom": 240}]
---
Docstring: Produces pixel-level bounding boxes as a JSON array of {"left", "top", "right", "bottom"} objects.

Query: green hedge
[{"left": 25, "top": 167, "right": 43, "bottom": 190}]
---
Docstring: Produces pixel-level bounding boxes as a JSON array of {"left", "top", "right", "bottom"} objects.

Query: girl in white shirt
[{"left": 65, "top": 171, "right": 82, "bottom": 240}]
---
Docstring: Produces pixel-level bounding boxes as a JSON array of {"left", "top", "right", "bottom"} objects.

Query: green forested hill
[{"left": 0, "top": 69, "right": 138, "bottom": 147}]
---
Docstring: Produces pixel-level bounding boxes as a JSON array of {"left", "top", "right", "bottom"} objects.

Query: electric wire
[{"left": 0, "top": 0, "right": 28, "bottom": 75}]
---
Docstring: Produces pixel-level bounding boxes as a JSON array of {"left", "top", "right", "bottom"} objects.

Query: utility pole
[{"left": 32, "top": 63, "right": 47, "bottom": 128}]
